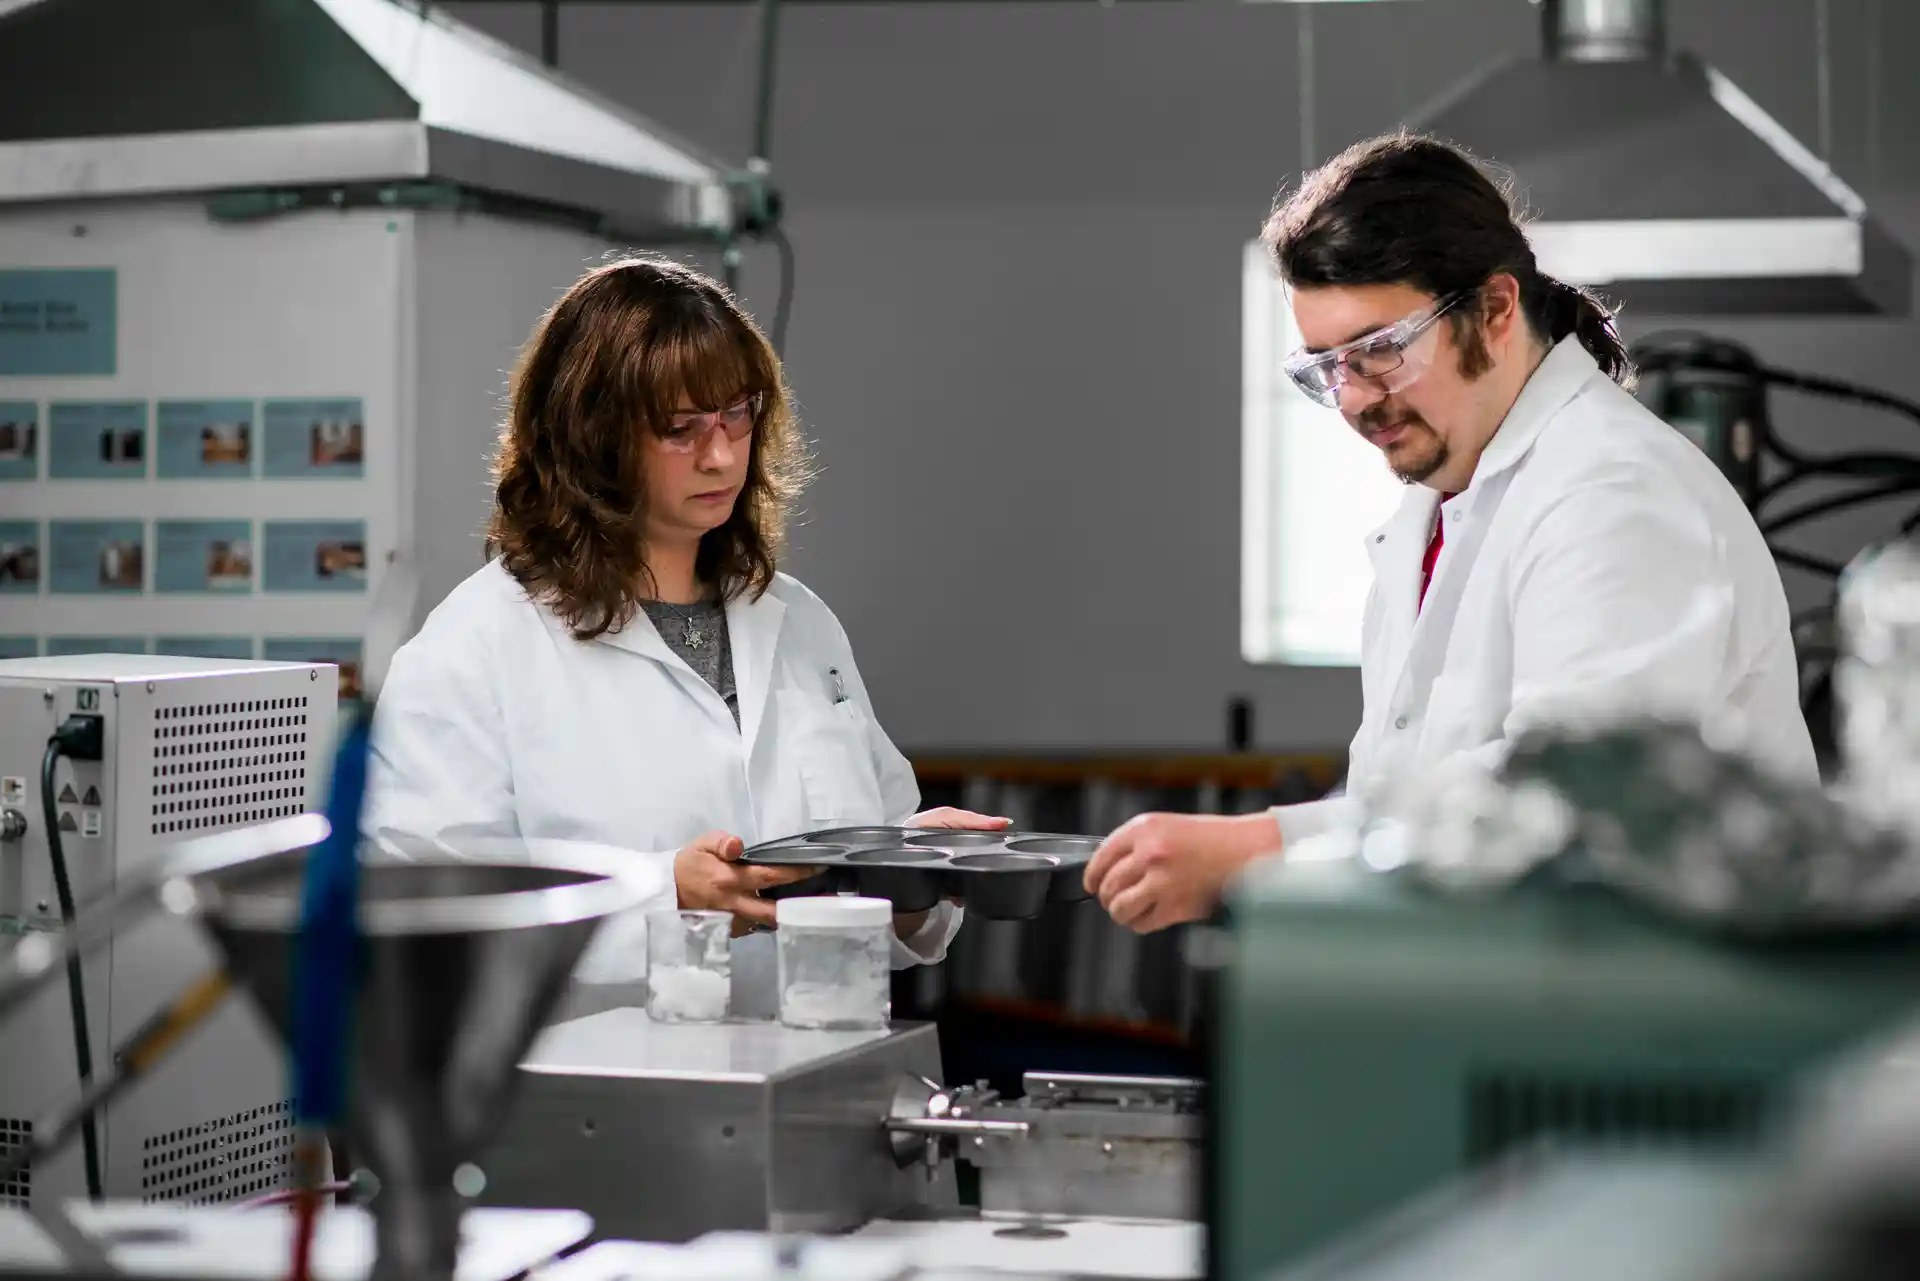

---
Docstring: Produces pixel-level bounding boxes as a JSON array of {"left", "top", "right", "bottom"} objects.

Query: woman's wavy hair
[{"left": 487, "top": 256, "right": 813, "bottom": 641}]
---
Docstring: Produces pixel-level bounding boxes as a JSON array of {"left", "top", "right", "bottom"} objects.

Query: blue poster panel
[
  {"left": 263, "top": 398, "right": 364, "bottom": 478},
  {"left": 0, "top": 269, "right": 116, "bottom": 376},
  {"left": 0, "top": 521, "right": 39, "bottom": 594},
  {"left": 154, "top": 520, "right": 253, "bottom": 593},
  {"left": 263, "top": 637, "right": 364, "bottom": 701},
  {"left": 49, "top": 401, "right": 146, "bottom": 479},
  {"left": 0, "top": 402, "right": 37, "bottom": 480},
  {"left": 262, "top": 521, "right": 367, "bottom": 593},
  {"left": 157, "top": 400, "right": 254, "bottom": 479},
  {"left": 154, "top": 636, "right": 255, "bottom": 661},
  {"left": 50, "top": 520, "right": 145, "bottom": 594}
]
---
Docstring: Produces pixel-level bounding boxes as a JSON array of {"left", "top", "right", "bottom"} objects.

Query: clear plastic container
[
  {"left": 645, "top": 909, "right": 731, "bottom": 1023},
  {"left": 776, "top": 896, "right": 892, "bottom": 1030}
]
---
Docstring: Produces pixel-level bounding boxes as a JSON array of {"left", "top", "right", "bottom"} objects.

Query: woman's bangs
[{"left": 634, "top": 311, "right": 766, "bottom": 427}]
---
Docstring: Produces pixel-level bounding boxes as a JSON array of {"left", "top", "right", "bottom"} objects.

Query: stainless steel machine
[
  {"left": 888, "top": 1071, "right": 1200, "bottom": 1223},
  {"left": 0, "top": 654, "right": 336, "bottom": 1210},
  {"left": 481, "top": 1010, "right": 1203, "bottom": 1248},
  {"left": 481, "top": 1010, "right": 959, "bottom": 1241}
]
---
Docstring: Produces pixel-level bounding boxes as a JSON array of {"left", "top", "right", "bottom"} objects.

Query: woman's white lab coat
[
  {"left": 1276, "top": 338, "right": 1820, "bottom": 845},
  {"left": 363, "top": 562, "right": 960, "bottom": 1016}
]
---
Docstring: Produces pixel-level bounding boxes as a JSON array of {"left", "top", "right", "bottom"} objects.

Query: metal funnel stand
[{"left": 184, "top": 844, "right": 648, "bottom": 1281}]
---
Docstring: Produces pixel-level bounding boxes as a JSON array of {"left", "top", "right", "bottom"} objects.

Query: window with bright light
[{"left": 1241, "top": 241, "right": 1407, "bottom": 666}]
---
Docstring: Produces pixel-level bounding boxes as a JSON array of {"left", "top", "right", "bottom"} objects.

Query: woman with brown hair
[{"left": 365, "top": 256, "right": 1001, "bottom": 1010}]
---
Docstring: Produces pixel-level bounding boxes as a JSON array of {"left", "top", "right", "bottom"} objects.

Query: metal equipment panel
[
  {"left": 482, "top": 1011, "right": 955, "bottom": 1241},
  {"left": 0, "top": 657, "right": 335, "bottom": 1208}
]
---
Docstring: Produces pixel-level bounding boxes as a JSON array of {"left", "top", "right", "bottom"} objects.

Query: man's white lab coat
[
  {"left": 363, "top": 563, "right": 960, "bottom": 1015},
  {"left": 1275, "top": 338, "right": 1818, "bottom": 845}
]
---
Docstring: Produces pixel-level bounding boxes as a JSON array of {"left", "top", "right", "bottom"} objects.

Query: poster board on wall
[{"left": 0, "top": 203, "right": 410, "bottom": 691}]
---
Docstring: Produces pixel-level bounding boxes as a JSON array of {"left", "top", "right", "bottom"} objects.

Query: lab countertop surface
[
  {"left": 534, "top": 1218, "right": 1204, "bottom": 1281},
  {"left": 524, "top": 1007, "right": 921, "bottom": 1081},
  {"left": 0, "top": 1206, "right": 590, "bottom": 1281}
]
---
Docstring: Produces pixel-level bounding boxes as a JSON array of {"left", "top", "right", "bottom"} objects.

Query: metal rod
[
  {"left": 0, "top": 972, "right": 233, "bottom": 1186},
  {"left": 750, "top": 0, "right": 782, "bottom": 165},
  {"left": 1815, "top": 0, "right": 1833, "bottom": 161},
  {"left": 1866, "top": 0, "right": 1881, "bottom": 191},
  {"left": 0, "top": 815, "right": 328, "bottom": 1023},
  {"left": 1296, "top": 6, "right": 1315, "bottom": 171},
  {"left": 884, "top": 1118, "right": 1032, "bottom": 1138}
]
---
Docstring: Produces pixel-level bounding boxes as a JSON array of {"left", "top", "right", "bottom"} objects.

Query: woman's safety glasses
[
  {"left": 657, "top": 394, "right": 761, "bottom": 454},
  {"left": 1281, "top": 292, "right": 1469, "bottom": 409}
]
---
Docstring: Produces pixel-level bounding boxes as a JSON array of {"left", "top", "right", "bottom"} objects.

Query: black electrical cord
[
  {"left": 39, "top": 735, "right": 103, "bottom": 1202},
  {"left": 1762, "top": 367, "right": 1920, "bottom": 428},
  {"left": 1756, "top": 455, "right": 1920, "bottom": 506},
  {"left": 768, "top": 225, "right": 795, "bottom": 357},
  {"left": 1761, "top": 477, "right": 1920, "bottom": 537},
  {"left": 1770, "top": 545, "right": 1847, "bottom": 579}
]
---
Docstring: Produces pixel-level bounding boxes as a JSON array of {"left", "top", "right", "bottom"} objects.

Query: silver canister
[{"left": 1837, "top": 538, "right": 1920, "bottom": 835}]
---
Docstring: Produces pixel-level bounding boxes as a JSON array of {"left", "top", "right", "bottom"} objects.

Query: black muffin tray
[{"left": 741, "top": 827, "right": 1103, "bottom": 921}]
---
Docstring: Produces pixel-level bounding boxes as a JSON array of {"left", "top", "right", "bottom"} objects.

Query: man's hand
[
  {"left": 1083, "top": 812, "right": 1284, "bottom": 934},
  {"left": 908, "top": 807, "right": 1012, "bottom": 831},
  {"left": 674, "top": 830, "right": 816, "bottom": 934}
]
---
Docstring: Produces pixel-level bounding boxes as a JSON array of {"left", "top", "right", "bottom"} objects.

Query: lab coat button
[{"left": 1394, "top": 716, "right": 1409, "bottom": 730}]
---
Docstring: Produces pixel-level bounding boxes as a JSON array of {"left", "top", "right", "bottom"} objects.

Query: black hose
[
  {"left": 1755, "top": 455, "right": 1920, "bottom": 505},
  {"left": 39, "top": 739, "right": 103, "bottom": 1201},
  {"left": 1771, "top": 545, "right": 1847, "bottom": 579},
  {"left": 1760, "top": 478, "right": 1920, "bottom": 536},
  {"left": 768, "top": 226, "right": 796, "bottom": 357},
  {"left": 1762, "top": 367, "right": 1920, "bottom": 428}
]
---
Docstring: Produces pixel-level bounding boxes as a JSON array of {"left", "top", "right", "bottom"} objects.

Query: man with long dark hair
[{"left": 1086, "top": 132, "right": 1814, "bottom": 933}]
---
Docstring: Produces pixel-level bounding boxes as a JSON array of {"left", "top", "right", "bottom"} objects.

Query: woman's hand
[
  {"left": 894, "top": 808, "right": 1012, "bottom": 936},
  {"left": 674, "top": 830, "right": 816, "bottom": 934}
]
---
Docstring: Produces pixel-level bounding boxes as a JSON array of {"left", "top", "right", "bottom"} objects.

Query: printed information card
[
  {"left": 0, "top": 521, "right": 39, "bottom": 594},
  {"left": 264, "top": 637, "right": 364, "bottom": 700},
  {"left": 264, "top": 398, "right": 365, "bottom": 478},
  {"left": 263, "top": 520, "right": 367, "bottom": 593},
  {"left": 0, "top": 402, "right": 36, "bottom": 481},
  {"left": 157, "top": 400, "right": 254, "bottom": 479},
  {"left": 0, "top": 268, "right": 116, "bottom": 377},
  {"left": 155, "top": 520, "right": 253, "bottom": 593},
  {"left": 154, "top": 636, "right": 255, "bottom": 661},
  {"left": 50, "top": 520, "right": 145, "bottom": 594},
  {"left": 49, "top": 401, "right": 147, "bottom": 480}
]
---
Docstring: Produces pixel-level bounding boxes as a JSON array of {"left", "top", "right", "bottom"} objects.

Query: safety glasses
[
  {"left": 1282, "top": 292, "right": 1470, "bottom": 409},
  {"left": 656, "top": 394, "right": 761, "bottom": 454}
]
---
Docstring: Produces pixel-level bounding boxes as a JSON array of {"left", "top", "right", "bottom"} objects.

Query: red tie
[{"left": 1418, "top": 496, "right": 1456, "bottom": 614}]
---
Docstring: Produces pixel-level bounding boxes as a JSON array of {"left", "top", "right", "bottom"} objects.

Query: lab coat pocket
[{"left": 776, "top": 689, "right": 887, "bottom": 828}]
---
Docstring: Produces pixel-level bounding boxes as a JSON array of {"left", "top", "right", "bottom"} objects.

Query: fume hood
[
  {"left": 0, "top": 0, "right": 731, "bottom": 238},
  {"left": 1411, "top": 0, "right": 1910, "bottom": 316}
]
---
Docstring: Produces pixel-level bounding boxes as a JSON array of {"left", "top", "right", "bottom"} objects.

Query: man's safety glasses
[
  {"left": 1282, "top": 292, "right": 1469, "bottom": 409},
  {"left": 657, "top": 394, "right": 761, "bottom": 454}
]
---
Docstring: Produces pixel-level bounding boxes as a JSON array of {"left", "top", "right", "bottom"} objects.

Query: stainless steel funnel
[{"left": 183, "top": 842, "right": 649, "bottom": 1281}]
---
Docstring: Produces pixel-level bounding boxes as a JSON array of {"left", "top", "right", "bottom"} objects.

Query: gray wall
[
  {"left": 412, "top": 212, "right": 617, "bottom": 624},
  {"left": 446, "top": 0, "right": 1920, "bottom": 754}
]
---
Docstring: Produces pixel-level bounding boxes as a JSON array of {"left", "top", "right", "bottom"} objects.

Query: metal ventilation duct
[
  {"left": 0, "top": 0, "right": 731, "bottom": 237},
  {"left": 1412, "top": 0, "right": 1910, "bottom": 316}
]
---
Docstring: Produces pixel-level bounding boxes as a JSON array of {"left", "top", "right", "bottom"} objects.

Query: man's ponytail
[{"left": 1541, "top": 275, "right": 1633, "bottom": 388}]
